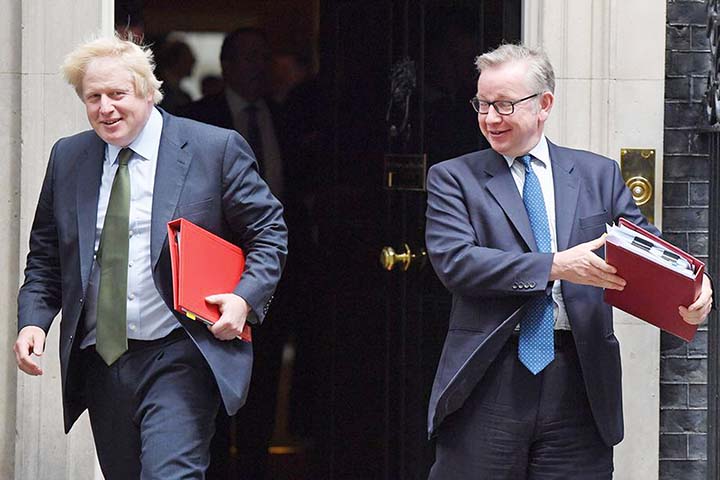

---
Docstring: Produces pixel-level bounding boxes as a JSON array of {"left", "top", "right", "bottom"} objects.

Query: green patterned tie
[{"left": 96, "top": 148, "right": 132, "bottom": 365}]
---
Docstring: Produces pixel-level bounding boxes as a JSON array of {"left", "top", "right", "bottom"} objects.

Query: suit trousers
[
  {"left": 429, "top": 331, "right": 613, "bottom": 480},
  {"left": 82, "top": 327, "right": 221, "bottom": 480}
]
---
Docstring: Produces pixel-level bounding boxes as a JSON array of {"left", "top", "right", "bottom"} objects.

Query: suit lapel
[
  {"left": 76, "top": 136, "right": 105, "bottom": 293},
  {"left": 151, "top": 112, "right": 193, "bottom": 269},
  {"left": 484, "top": 152, "right": 537, "bottom": 251},
  {"left": 548, "top": 141, "right": 579, "bottom": 251}
]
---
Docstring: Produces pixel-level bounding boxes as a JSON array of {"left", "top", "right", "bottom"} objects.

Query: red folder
[
  {"left": 604, "top": 218, "right": 703, "bottom": 342},
  {"left": 167, "top": 218, "right": 251, "bottom": 342}
]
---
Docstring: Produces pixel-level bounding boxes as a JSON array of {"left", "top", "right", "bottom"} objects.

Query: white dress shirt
[
  {"left": 82, "top": 108, "right": 179, "bottom": 348},
  {"left": 503, "top": 135, "right": 571, "bottom": 330},
  {"left": 225, "top": 88, "right": 285, "bottom": 200}
]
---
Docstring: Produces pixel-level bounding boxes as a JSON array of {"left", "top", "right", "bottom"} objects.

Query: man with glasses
[{"left": 425, "top": 43, "right": 713, "bottom": 478}]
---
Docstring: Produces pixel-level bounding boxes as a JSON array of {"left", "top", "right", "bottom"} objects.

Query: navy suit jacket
[
  {"left": 17, "top": 109, "right": 288, "bottom": 433},
  {"left": 180, "top": 92, "right": 237, "bottom": 131},
  {"left": 180, "top": 92, "right": 284, "bottom": 147},
  {"left": 425, "top": 140, "right": 658, "bottom": 446}
]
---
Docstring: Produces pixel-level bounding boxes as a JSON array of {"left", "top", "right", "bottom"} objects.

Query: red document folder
[
  {"left": 167, "top": 218, "right": 251, "bottom": 342},
  {"left": 604, "top": 218, "right": 704, "bottom": 342}
]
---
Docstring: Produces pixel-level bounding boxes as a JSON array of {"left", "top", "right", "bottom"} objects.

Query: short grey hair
[
  {"left": 61, "top": 34, "right": 164, "bottom": 104},
  {"left": 475, "top": 43, "right": 555, "bottom": 94}
]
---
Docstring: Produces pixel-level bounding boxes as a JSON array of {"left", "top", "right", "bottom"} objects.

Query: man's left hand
[
  {"left": 680, "top": 274, "right": 713, "bottom": 325},
  {"left": 205, "top": 293, "right": 251, "bottom": 341}
]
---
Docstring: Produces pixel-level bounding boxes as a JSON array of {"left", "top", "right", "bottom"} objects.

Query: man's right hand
[
  {"left": 14, "top": 326, "right": 46, "bottom": 376},
  {"left": 550, "top": 234, "right": 626, "bottom": 290}
]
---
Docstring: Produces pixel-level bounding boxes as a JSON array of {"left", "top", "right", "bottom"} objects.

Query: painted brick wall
[{"left": 661, "top": 1, "right": 710, "bottom": 478}]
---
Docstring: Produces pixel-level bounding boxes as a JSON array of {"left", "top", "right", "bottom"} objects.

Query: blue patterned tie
[{"left": 518, "top": 154, "right": 555, "bottom": 374}]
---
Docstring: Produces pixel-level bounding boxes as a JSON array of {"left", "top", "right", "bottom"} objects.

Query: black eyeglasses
[{"left": 470, "top": 93, "right": 541, "bottom": 115}]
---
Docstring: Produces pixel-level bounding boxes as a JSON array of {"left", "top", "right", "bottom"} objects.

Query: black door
[
  {"left": 113, "top": 0, "right": 520, "bottom": 477},
  {"left": 314, "top": 1, "right": 521, "bottom": 478}
]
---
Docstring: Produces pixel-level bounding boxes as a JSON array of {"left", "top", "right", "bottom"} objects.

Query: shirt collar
[
  {"left": 106, "top": 107, "right": 164, "bottom": 164},
  {"left": 503, "top": 135, "right": 550, "bottom": 169}
]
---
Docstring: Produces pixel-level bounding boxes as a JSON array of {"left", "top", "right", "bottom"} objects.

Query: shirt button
[
  {"left": 128, "top": 293, "right": 135, "bottom": 300},
  {"left": 129, "top": 230, "right": 134, "bottom": 237},
  {"left": 129, "top": 324, "right": 136, "bottom": 331},
  {"left": 129, "top": 262, "right": 133, "bottom": 268}
]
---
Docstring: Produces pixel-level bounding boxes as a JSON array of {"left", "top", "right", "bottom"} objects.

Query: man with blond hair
[
  {"left": 13, "top": 35, "right": 287, "bottom": 479},
  {"left": 425, "top": 43, "right": 713, "bottom": 478}
]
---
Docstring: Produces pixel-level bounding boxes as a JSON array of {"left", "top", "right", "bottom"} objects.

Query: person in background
[
  {"left": 182, "top": 28, "right": 284, "bottom": 201},
  {"left": 200, "top": 74, "right": 224, "bottom": 97},
  {"left": 156, "top": 39, "right": 196, "bottom": 114},
  {"left": 182, "top": 27, "right": 304, "bottom": 479},
  {"left": 271, "top": 51, "right": 312, "bottom": 105}
]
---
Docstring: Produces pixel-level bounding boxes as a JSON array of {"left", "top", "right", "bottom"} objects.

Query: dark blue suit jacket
[
  {"left": 425, "top": 140, "right": 658, "bottom": 447},
  {"left": 17, "top": 109, "right": 288, "bottom": 433}
]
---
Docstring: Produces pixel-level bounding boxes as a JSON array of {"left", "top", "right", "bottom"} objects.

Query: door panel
[
  {"left": 315, "top": 2, "right": 393, "bottom": 478},
  {"left": 319, "top": 1, "right": 520, "bottom": 478}
]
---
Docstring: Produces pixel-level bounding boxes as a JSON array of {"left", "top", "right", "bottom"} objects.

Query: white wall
[
  {"left": 3, "top": 1, "right": 113, "bottom": 478},
  {"left": 524, "top": 0, "right": 666, "bottom": 478},
  {"left": 0, "top": 0, "right": 22, "bottom": 477}
]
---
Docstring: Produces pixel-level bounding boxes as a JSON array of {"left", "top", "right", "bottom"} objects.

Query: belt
[
  {"left": 508, "top": 329, "right": 575, "bottom": 350},
  {"left": 83, "top": 328, "right": 188, "bottom": 367},
  {"left": 126, "top": 327, "right": 187, "bottom": 351}
]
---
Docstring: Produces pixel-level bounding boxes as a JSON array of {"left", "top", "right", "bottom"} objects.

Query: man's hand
[
  {"left": 680, "top": 274, "right": 713, "bottom": 325},
  {"left": 550, "top": 234, "right": 626, "bottom": 290},
  {"left": 205, "top": 293, "right": 251, "bottom": 341},
  {"left": 14, "top": 326, "right": 46, "bottom": 376}
]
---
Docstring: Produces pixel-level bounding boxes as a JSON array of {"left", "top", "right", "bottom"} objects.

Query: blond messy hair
[
  {"left": 475, "top": 43, "right": 555, "bottom": 95},
  {"left": 60, "top": 34, "right": 164, "bottom": 104}
]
